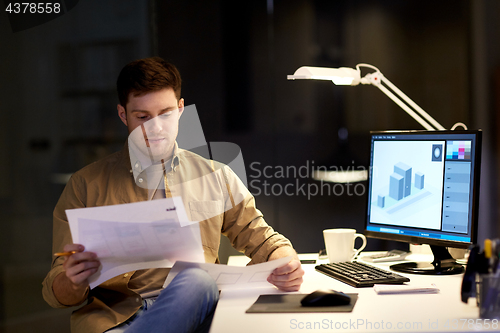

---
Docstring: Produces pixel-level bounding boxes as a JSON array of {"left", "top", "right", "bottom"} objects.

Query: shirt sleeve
[
  {"left": 42, "top": 173, "right": 89, "bottom": 308},
  {"left": 220, "top": 165, "right": 294, "bottom": 264}
]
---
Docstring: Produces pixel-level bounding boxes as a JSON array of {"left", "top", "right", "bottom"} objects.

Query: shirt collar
[{"left": 128, "top": 141, "right": 181, "bottom": 183}]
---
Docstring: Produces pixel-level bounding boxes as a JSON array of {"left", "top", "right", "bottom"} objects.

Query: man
[{"left": 42, "top": 57, "right": 304, "bottom": 333}]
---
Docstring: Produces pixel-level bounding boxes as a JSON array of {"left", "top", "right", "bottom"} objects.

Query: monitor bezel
[{"left": 364, "top": 129, "right": 482, "bottom": 249}]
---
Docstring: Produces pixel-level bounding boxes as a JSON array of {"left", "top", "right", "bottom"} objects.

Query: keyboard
[{"left": 315, "top": 261, "right": 410, "bottom": 288}]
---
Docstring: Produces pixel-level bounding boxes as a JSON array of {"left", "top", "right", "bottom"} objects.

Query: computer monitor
[{"left": 364, "top": 130, "right": 482, "bottom": 275}]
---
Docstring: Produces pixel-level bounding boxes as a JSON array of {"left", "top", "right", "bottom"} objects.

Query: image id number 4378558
[
  {"left": 5, "top": 2, "right": 61, "bottom": 14},
  {"left": 442, "top": 319, "right": 499, "bottom": 330}
]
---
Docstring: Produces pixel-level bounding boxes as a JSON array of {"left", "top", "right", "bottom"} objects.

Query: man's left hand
[{"left": 267, "top": 259, "right": 304, "bottom": 292}]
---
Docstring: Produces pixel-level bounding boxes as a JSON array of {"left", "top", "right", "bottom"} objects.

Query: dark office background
[{"left": 0, "top": 0, "right": 499, "bottom": 331}]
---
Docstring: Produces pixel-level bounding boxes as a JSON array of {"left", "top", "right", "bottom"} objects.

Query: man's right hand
[
  {"left": 62, "top": 244, "right": 100, "bottom": 286},
  {"left": 53, "top": 244, "right": 101, "bottom": 306}
]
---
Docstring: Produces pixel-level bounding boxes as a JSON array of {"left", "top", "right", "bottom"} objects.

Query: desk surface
[{"left": 209, "top": 253, "right": 490, "bottom": 333}]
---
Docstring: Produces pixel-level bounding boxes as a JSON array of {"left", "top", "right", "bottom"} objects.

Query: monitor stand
[{"left": 390, "top": 245, "right": 464, "bottom": 275}]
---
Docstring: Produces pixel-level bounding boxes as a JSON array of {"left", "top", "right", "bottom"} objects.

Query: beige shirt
[{"left": 42, "top": 143, "right": 293, "bottom": 333}]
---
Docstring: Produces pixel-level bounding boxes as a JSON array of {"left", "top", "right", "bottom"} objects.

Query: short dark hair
[{"left": 116, "top": 57, "right": 182, "bottom": 107}]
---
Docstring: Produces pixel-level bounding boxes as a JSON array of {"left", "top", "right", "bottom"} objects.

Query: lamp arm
[
  {"left": 375, "top": 83, "right": 436, "bottom": 131},
  {"left": 380, "top": 76, "right": 446, "bottom": 130},
  {"left": 357, "top": 64, "right": 446, "bottom": 130}
]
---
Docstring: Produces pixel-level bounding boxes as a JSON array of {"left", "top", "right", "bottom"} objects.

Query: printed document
[
  {"left": 66, "top": 197, "right": 204, "bottom": 289},
  {"left": 164, "top": 256, "right": 292, "bottom": 290}
]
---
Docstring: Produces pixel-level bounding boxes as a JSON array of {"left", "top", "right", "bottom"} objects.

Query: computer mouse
[{"left": 300, "top": 289, "right": 351, "bottom": 307}]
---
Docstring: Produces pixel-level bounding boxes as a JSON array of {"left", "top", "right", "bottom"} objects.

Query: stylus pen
[
  {"left": 484, "top": 239, "right": 492, "bottom": 259},
  {"left": 54, "top": 251, "right": 76, "bottom": 257}
]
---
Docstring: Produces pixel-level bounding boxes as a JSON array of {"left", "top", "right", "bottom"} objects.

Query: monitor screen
[{"left": 364, "top": 130, "right": 482, "bottom": 274}]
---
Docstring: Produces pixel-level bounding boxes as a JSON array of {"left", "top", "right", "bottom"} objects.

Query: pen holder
[{"left": 477, "top": 274, "right": 500, "bottom": 320}]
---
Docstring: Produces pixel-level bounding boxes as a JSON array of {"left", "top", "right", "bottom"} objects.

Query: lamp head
[{"left": 287, "top": 66, "right": 361, "bottom": 86}]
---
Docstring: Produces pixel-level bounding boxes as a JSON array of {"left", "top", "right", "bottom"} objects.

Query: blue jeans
[{"left": 106, "top": 268, "right": 219, "bottom": 333}]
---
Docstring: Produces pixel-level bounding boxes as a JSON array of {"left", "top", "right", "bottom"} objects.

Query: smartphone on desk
[{"left": 362, "top": 250, "right": 410, "bottom": 263}]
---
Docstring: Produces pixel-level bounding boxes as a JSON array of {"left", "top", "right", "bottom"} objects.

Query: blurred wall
[
  {"left": 155, "top": 0, "right": 498, "bottom": 253},
  {"left": 0, "top": 1, "right": 151, "bottom": 331}
]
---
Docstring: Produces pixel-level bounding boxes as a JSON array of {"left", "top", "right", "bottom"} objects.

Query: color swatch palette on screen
[{"left": 446, "top": 141, "right": 471, "bottom": 160}]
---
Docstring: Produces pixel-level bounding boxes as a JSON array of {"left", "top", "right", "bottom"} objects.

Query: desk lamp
[{"left": 287, "top": 63, "right": 467, "bottom": 183}]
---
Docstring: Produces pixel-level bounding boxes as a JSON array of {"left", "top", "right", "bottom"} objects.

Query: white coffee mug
[{"left": 323, "top": 228, "right": 367, "bottom": 263}]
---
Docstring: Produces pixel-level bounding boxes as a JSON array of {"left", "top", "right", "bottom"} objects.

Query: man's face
[{"left": 117, "top": 88, "right": 184, "bottom": 162}]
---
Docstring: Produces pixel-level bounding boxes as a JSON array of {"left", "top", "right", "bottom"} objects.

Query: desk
[{"left": 210, "top": 253, "right": 489, "bottom": 332}]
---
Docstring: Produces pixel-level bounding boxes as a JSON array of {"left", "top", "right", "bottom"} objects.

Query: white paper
[
  {"left": 373, "top": 284, "right": 440, "bottom": 295},
  {"left": 163, "top": 256, "right": 292, "bottom": 290},
  {"left": 66, "top": 197, "right": 205, "bottom": 289}
]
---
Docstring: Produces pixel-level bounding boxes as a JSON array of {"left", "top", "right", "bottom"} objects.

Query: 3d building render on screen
[
  {"left": 388, "top": 161, "right": 414, "bottom": 201},
  {"left": 369, "top": 140, "right": 446, "bottom": 231}
]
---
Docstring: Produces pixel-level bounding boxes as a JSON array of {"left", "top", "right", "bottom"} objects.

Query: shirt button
[
  {"left": 136, "top": 297, "right": 141, "bottom": 303},
  {"left": 135, "top": 162, "right": 141, "bottom": 170},
  {"left": 138, "top": 178, "right": 143, "bottom": 183},
  {"left": 123, "top": 273, "right": 128, "bottom": 278}
]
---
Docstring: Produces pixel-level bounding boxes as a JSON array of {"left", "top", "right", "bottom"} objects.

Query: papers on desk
[
  {"left": 66, "top": 197, "right": 205, "bottom": 289},
  {"left": 164, "top": 256, "right": 292, "bottom": 290},
  {"left": 373, "top": 284, "right": 440, "bottom": 295}
]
